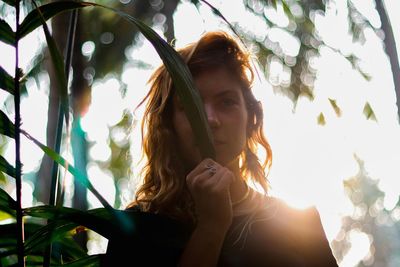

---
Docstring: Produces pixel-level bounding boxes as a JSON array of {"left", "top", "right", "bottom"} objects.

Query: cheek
[{"left": 173, "top": 112, "right": 192, "bottom": 139}]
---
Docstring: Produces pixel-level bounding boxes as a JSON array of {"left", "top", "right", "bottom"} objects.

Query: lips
[{"left": 214, "top": 140, "right": 226, "bottom": 145}]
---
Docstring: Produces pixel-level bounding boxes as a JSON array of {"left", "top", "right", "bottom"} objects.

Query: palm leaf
[
  {"left": 21, "top": 129, "right": 113, "bottom": 211},
  {"left": 103, "top": 3, "right": 215, "bottom": 159},
  {"left": 51, "top": 254, "right": 100, "bottom": 267},
  {"left": 1, "top": 0, "right": 15, "bottom": 7},
  {"left": 0, "top": 155, "right": 16, "bottom": 178},
  {"left": 0, "top": 65, "right": 15, "bottom": 95},
  {"left": 0, "top": 187, "right": 17, "bottom": 216},
  {"left": 31, "top": 0, "right": 69, "bottom": 126},
  {"left": 0, "top": 110, "right": 15, "bottom": 138},
  {"left": 18, "top": 0, "right": 215, "bottom": 159},
  {"left": 0, "top": 18, "right": 14, "bottom": 45},
  {"left": 18, "top": 1, "right": 90, "bottom": 40}
]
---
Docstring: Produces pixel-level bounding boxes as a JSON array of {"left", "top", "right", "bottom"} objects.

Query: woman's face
[{"left": 172, "top": 67, "right": 248, "bottom": 168}]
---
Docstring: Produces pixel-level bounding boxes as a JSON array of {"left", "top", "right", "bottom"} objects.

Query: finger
[
  {"left": 187, "top": 158, "right": 218, "bottom": 181},
  {"left": 187, "top": 170, "right": 210, "bottom": 190},
  {"left": 214, "top": 168, "right": 234, "bottom": 190},
  {"left": 187, "top": 163, "right": 224, "bottom": 191}
]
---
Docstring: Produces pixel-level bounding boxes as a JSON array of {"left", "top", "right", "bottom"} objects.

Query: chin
[{"left": 215, "top": 153, "right": 240, "bottom": 167}]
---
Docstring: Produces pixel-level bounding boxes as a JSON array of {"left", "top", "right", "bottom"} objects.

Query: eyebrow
[{"left": 214, "top": 89, "right": 242, "bottom": 98}]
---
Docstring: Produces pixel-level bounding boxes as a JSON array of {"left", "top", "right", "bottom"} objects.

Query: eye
[{"left": 221, "top": 98, "right": 238, "bottom": 107}]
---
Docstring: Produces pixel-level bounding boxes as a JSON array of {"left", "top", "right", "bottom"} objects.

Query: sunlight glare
[
  {"left": 87, "top": 164, "right": 116, "bottom": 209},
  {"left": 339, "top": 230, "right": 372, "bottom": 267}
]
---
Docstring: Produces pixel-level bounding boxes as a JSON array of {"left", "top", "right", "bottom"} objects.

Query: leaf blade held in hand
[
  {"left": 105, "top": 5, "right": 216, "bottom": 159},
  {"left": 18, "top": 0, "right": 215, "bottom": 160}
]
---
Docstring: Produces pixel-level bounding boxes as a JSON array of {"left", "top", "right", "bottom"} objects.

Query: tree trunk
[{"left": 375, "top": 0, "right": 400, "bottom": 120}]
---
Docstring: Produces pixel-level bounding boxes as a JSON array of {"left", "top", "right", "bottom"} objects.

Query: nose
[{"left": 205, "top": 103, "right": 220, "bottom": 128}]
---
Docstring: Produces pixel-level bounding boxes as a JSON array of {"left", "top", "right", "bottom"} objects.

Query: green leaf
[
  {"left": 317, "top": 112, "right": 326, "bottom": 125},
  {"left": 52, "top": 255, "right": 100, "bottom": 267},
  {"left": 0, "top": 155, "right": 16, "bottom": 178},
  {"left": 2, "top": 0, "right": 15, "bottom": 7},
  {"left": 23, "top": 205, "right": 135, "bottom": 238},
  {"left": 104, "top": 4, "right": 215, "bottom": 159},
  {"left": 24, "top": 221, "right": 77, "bottom": 254},
  {"left": 0, "top": 110, "right": 15, "bottom": 138},
  {"left": 22, "top": 206, "right": 119, "bottom": 253},
  {"left": 271, "top": 0, "right": 277, "bottom": 9},
  {"left": 21, "top": 129, "right": 112, "bottom": 210},
  {"left": 363, "top": 102, "right": 377, "bottom": 121},
  {"left": 0, "top": 65, "right": 15, "bottom": 95},
  {"left": 19, "top": 1, "right": 91, "bottom": 39},
  {"left": 0, "top": 18, "right": 15, "bottom": 45},
  {"left": 0, "top": 222, "right": 86, "bottom": 260},
  {"left": 32, "top": 1, "right": 70, "bottom": 127},
  {"left": 0, "top": 187, "right": 17, "bottom": 216},
  {"left": 19, "top": 0, "right": 215, "bottom": 159},
  {"left": 328, "top": 98, "right": 342, "bottom": 117}
]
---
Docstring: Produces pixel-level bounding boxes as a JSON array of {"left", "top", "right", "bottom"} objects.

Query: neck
[{"left": 226, "top": 159, "right": 249, "bottom": 206}]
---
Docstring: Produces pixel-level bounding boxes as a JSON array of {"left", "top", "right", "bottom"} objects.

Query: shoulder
[
  {"left": 256, "top": 196, "right": 325, "bottom": 236},
  {"left": 264, "top": 196, "right": 321, "bottom": 224}
]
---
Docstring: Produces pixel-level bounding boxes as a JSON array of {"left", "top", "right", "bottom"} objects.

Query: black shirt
[{"left": 101, "top": 197, "right": 338, "bottom": 267}]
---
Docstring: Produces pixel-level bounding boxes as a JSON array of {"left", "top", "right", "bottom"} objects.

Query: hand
[{"left": 186, "top": 158, "right": 234, "bottom": 230}]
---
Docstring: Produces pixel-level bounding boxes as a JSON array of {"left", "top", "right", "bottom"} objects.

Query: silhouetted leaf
[
  {"left": 32, "top": 0, "right": 69, "bottom": 126},
  {"left": 22, "top": 206, "right": 133, "bottom": 253},
  {"left": 21, "top": 130, "right": 112, "bottom": 210},
  {"left": 0, "top": 155, "right": 16, "bottom": 178},
  {"left": 1, "top": 0, "right": 15, "bottom": 7},
  {"left": 19, "top": 0, "right": 215, "bottom": 159},
  {"left": 51, "top": 255, "right": 100, "bottom": 267},
  {"left": 19, "top": 1, "right": 91, "bottom": 39},
  {"left": 0, "top": 110, "right": 15, "bottom": 138},
  {"left": 105, "top": 4, "right": 215, "bottom": 159},
  {"left": 0, "top": 18, "right": 15, "bottom": 45},
  {"left": 0, "top": 187, "right": 17, "bottom": 216},
  {"left": 0, "top": 65, "right": 15, "bottom": 95},
  {"left": 0, "top": 222, "right": 87, "bottom": 260}
]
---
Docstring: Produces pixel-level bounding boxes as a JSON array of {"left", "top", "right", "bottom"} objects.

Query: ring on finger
[
  {"left": 209, "top": 166, "right": 217, "bottom": 176},
  {"left": 205, "top": 162, "right": 217, "bottom": 176}
]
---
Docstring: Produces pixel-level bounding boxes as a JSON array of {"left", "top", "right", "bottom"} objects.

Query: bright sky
[{"left": 1, "top": 0, "right": 400, "bottom": 266}]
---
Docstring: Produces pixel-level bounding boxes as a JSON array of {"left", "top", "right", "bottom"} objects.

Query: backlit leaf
[
  {"left": 328, "top": 98, "right": 342, "bottom": 117},
  {"left": 363, "top": 102, "right": 377, "bottom": 121},
  {"left": 317, "top": 112, "right": 326, "bottom": 125}
]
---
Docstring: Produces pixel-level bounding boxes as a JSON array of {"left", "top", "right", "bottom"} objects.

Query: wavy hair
[{"left": 130, "top": 31, "right": 272, "bottom": 224}]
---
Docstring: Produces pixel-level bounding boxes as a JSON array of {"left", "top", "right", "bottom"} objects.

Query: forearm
[{"left": 179, "top": 223, "right": 228, "bottom": 267}]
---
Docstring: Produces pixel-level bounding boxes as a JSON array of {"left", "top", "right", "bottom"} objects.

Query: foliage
[{"left": 0, "top": 0, "right": 214, "bottom": 265}]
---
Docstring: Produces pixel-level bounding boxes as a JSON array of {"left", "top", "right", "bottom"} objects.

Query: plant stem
[
  {"left": 43, "top": 9, "right": 79, "bottom": 267},
  {"left": 14, "top": 0, "right": 25, "bottom": 266}
]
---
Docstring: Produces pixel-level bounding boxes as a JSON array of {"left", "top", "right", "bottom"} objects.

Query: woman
[{"left": 102, "top": 31, "right": 338, "bottom": 267}]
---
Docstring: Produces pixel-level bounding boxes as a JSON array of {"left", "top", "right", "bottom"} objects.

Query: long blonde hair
[{"left": 130, "top": 31, "right": 272, "bottom": 224}]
